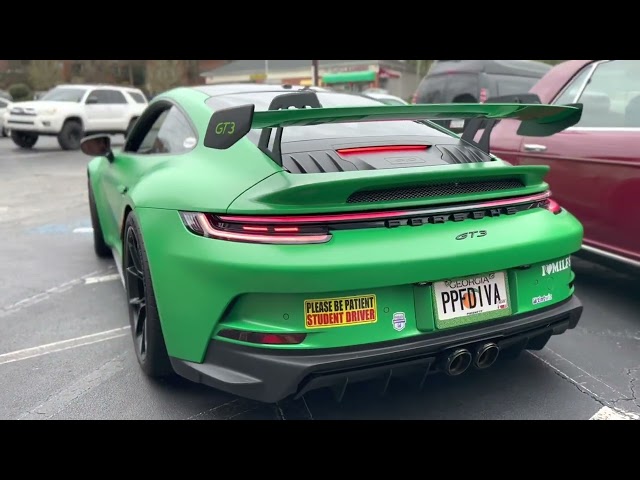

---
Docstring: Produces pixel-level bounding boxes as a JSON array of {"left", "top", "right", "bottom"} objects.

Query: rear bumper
[{"left": 170, "top": 294, "right": 583, "bottom": 403}]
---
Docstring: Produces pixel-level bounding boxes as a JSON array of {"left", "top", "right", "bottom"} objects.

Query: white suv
[{"left": 5, "top": 84, "right": 148, "bottom": 150}]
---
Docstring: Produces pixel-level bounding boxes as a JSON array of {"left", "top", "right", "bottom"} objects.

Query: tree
[
  {"left": 146, "top": 60, "right": 184, "bottom": 95},
  {"left": 76, "top": 60, "right": 118, "bottom": 83},
  {"left": 27, "top": 60, "right": 63, "bottom": 91}
]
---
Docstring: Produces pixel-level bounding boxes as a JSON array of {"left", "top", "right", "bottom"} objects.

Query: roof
[
  {"left": 428, "top": 60, "right": 552, "bottom": 78},
  {"left": 192, "top": 83, "right": 328, "bottom": 97},
  {"left": 55, "top": 84, "right": 143, "bottom": 90},
  {"left": 201, "top": 60, "right": 403, "bottom": 77}
]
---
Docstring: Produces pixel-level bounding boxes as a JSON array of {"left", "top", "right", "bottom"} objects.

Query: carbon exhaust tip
[
  {"left": 443, "top": 348, "right": 472, "bottom": 376},
  {"left": 473, "top": 342, "right": 500, "bottom": 369}
]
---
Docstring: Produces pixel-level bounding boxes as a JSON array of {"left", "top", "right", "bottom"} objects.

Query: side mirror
[
  {"left": 86, "top": 96, "right": 99, "bottom": 105},
  {"left": 81, "top": 134, "right": 114, "bottom": 162}
]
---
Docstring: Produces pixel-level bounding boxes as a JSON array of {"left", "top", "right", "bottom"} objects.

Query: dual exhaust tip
[{"left": 442, "top": 342, "right": 500, "bottom": 376}]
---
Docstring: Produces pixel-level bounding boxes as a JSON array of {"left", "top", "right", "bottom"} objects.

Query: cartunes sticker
[
  {"left": 392, "top": 312, "right": 406, "bottom": 331},
  {"left": 305, "top": 294, "right": 377, "bottom": 329},
  {"left": 541, "top": 257, "right": 571, "bottom": 276},
  {"left": 532, "top": 293, "right": 553, "bottom": 305}
]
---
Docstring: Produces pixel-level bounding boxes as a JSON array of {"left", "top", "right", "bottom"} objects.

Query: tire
[
  {"left": 11, "top": 130, "right": 38, "bottom": 149},
  {"left": 124, "top": 117, "right": 138, "bottom": 140},
  {"left": 123, "top": 212, "right": 174, "bottom": 378},
  {"left": 88, "top": 179, "right": 112, "bottom": 258},
  {"left": 57, "top": 120, "right": 83, "bottom": 150}
]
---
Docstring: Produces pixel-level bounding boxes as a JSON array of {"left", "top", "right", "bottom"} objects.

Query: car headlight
[{"left": 38, "top": 108, "right": 57, "bottom": 115}]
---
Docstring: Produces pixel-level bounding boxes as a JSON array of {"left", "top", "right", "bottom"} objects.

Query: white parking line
[
  {"left": 73, "top": 227, "right": 94, "bottom": 234},
  {"left": 0, "top": 268, "right": 115, "bottom": 319},
  {"left": 84, "top": 273, "right": 120, "bottom": 284},
  {"left": 0, "top": 326, "right": 130, "bottom": 366},
  {"left": 590, "top": 406, "right": 635, "bottom": 420},
  {"left": 18, "top": 356, "right": 126, "bottom": 420},
  {"left": 529, "top": 351, "right": 640, "bottom": 420}
]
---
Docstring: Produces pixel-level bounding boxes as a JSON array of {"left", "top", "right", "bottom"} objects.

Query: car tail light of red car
[
  {"left": 543, "top": 198, "right": 563, "bottom": 214},
  {"left": 180, "top": 211, "right": 332, "bottom": 245}
]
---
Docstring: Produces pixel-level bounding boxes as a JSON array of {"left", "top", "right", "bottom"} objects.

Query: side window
[
  {"left": 127, "top": 91, "right": 147, "bottom": 104},
  {"left": 494, "top": 75, "right": 539, "bottom": 97},
  {"left": 553, "top": 66, "right": 592, "bottom": 105},
  {"left": 86, "top": 90, "right": 111, "bottom": 104},
  {"left": 107, "top": 90, "right": 127, "bottom": 104},
  {"left": 136, "top": 106, "right": 196, "bottom": 154},
  {"left": 556, "top": 61, "right": 640, "bottom": 128},
  {"left": 415, "top": 75, "right": 448, "bottom": 103}
]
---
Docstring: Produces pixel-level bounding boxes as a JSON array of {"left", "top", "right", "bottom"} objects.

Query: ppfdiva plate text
[{"left": 433, "top": 271, "right": 511, "bottom": 326}]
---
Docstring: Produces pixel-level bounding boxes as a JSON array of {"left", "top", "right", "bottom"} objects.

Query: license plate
[{"left": 432, "top": 271, "right": 511, "bottom": 329}]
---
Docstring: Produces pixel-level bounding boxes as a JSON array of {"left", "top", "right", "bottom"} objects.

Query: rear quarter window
[
  {"left": 492, "top": 74, "right": 539, "bottom": 96},
  {"left": 127, "top": 91, "right": 148, "bottom": 104},
  {"left": 415, "top": 75, "right": 449, "bottom": 103}
]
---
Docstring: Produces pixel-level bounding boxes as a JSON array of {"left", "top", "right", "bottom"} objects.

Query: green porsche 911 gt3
[{"left": 80, "top": 84, "right": 584, "bottom": 403}]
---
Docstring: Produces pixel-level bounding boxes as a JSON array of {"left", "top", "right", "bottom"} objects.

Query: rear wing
[{"left": 203, "top": 91, "right": 582, "bottom": 166}]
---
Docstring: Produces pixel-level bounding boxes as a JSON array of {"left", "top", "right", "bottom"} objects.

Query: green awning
[{"left": 322, "top": 70, "right": 376, "bottom": 84}]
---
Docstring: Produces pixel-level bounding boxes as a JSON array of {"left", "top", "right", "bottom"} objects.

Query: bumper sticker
[
  {"left": 392, "top": 312, "right": 406, "bottom": 331},
  {"left": 305, "top": 294, "right": 377, "bottom": 329},
  {"left": 532, "top": 293, "right": 553, "bottom": 305}
]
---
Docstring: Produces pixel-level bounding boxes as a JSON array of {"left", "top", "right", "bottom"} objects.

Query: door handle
[
  {"left": 117, "top": 185, "right": 128, "bottom": 194},
  {"left": 523, "top": 143, "right": 547, "bottom": 153}
]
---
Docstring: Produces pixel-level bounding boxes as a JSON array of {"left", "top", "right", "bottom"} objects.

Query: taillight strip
[
  {"left": 197, "top": 213, "right": 331, "bottom": 244},
  {"left": 218, "top": 191, "right": 551, "bottom": 225}
]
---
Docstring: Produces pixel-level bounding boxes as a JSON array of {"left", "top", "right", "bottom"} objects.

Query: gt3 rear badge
[{"left": 392, "top": 312, "right": 406, "bottom": 331}]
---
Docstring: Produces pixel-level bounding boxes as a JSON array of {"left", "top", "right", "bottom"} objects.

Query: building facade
[{"left": 201, "top": 60, "right": 419, "bottom": 100}]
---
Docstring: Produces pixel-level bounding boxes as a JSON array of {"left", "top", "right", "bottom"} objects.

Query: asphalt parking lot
[{"left": 0, "top": 135, "right": 638, "bottom": 420}]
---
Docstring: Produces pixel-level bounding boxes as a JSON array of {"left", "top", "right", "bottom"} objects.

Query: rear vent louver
[
  {"left": 347, "top": 179, "right": 525, "bottom": 204},
  {"left": 437, "top": 145, "right": 492, "bottom": 163}
]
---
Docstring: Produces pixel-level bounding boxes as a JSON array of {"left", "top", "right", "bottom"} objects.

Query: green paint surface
[{"left": 87, "top": 87, "right": 584, "bottom": 363}]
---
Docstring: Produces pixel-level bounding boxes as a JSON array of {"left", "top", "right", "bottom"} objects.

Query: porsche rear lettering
[{"left": 391, "top": 205, "right": 519, "bottom": 228}]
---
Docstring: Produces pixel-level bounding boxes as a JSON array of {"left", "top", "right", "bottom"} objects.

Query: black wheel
[
  {"left": 123, "top": 212, "right": 173, "bottom": 378},
  {"left": 88, "top": 179, "right": 111, "bottom": 258},
  {"left": 11, "top": 130, "right": 38, "bottom": 149},
  {"left": 57, "top": 120, "right": 83, "bottom": 150},
  {"left": 124, "top": 117, "right": 138, "bottom": 139}
]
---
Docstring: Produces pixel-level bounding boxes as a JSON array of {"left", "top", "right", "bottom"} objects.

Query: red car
[{"left": 490, "top": 60, "right": 640, "bottom": 270}]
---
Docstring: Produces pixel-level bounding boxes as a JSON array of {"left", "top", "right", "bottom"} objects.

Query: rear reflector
[
  {"left": 337, "top": 145, "right": 428, "bottom": 156},
  {"left": 218, "top": 329, "right": 306, "bottom": 345}
]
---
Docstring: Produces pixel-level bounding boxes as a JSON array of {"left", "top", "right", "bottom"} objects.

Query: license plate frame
[{"left": 432, "top": 271, "right": 512, "bottom": 330}]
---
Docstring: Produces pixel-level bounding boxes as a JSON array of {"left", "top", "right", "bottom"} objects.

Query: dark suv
[{"left": 412, "top": 60, "right": 552, "bottom": 130}]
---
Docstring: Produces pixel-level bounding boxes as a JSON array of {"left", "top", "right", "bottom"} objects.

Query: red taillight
[
  {"left": 544, "top": 198, "right": 562, "bottom": 214},
  {"left": 218, "top": 209, "right": 411, "bottom": 225},
  {"left": 218, "top": 329, "right": 306, "bottom": 345},
  {"left": 337, "top": 145, "right": 428, "bottom": 156},
  {"left": 180, "top": 212, "right": 331, "bottom": 245}
]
